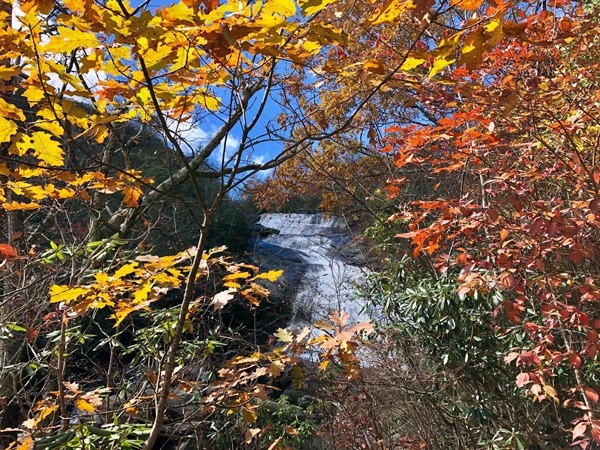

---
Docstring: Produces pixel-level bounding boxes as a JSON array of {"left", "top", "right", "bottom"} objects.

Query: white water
[{"left": 257, "top": 213, "right": 373, "bottom": 331}]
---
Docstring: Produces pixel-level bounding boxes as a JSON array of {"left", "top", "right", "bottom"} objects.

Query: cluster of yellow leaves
[
  {"left": 49, "top": 247, "right": 285, "bottom": 326},
  {"left": 0, "top": 163, "right": 150, "bottom": 210},
  {"left": 50, "top": 247, "right": 197, "bottom": 326},
  {"left": 0, "top": 0, "right": 349, "bottom": 217}
]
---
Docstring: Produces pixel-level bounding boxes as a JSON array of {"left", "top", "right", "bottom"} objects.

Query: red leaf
[
  {"left": 569, "top": 352, "right": 582, "bottom": 369},
  {"left": 570, "top": 250, "right": 583, "bottom": 264},
  {"left": 573, "top": 422, "right": 587, "bottom": 440},
  {"left": 585, "top": 387, "right": 599, "bottom": 403},
  {"left": 500, "top": 229, "right": 509, "bottom": 241},
  {"left": 588, "top": 330, "right": 598, "bottom": 343},
  {"left": 504, "top": 352, "right": 519, "bottom": 364},
  {"left": 592, "top": 428, "right": 600, "bottom": 445},
  {"left": 529, "top": 217, "right": 544, "bottom": 235}
]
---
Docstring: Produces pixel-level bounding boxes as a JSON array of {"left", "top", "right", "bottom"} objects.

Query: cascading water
[{"left": 253, "top": 213, "right": 374, "bottom": 331}]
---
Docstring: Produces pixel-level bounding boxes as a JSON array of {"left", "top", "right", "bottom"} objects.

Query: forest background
[{"left": 0, "top": 0, "right": 598, "bottom": 447}]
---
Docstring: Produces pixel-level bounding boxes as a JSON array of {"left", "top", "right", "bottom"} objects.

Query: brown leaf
[
  {"left": 211, "top": 289, "right": 236, "bottom": 310},
  {"left": 329, "top": 310, "right": 350, "bottom": 328},
  {"left": 245, "top": 428, "right": 261, "bottom": 444}
]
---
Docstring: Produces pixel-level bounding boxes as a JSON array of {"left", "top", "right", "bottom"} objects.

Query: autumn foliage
[
  {"left": 379, "top": 3, "right": 600, "bottom": 449},
  {"left": 2, "top": 0, "right": 600, "bottom": 446}
]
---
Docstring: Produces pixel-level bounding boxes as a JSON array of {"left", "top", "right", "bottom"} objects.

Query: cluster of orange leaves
[{"left": 382, "top": 1, "right": 600, "bottom": 447}]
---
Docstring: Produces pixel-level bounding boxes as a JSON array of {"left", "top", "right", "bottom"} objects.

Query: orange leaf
[
  {"left": 364, "top": 59, "right": 385, "bottom": 75},
  {"left": 3, "top": 201, "right": 41, "bottom": 210},
  {"left": 0, "top": 244, "right": 17, "bottom": 258}
]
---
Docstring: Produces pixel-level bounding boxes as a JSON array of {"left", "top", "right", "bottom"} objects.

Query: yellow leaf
[
  {"left": 262, "top": 0, "right": 296, "bottom": 17},
  {"left": 133, "top": 281, "right": 152, "bottom": 304},
  {"left": 370, "top": 0, "right": 410, "bottom": 25},
  {"left": 428, "top": 58, "right": 455, "bottom": 77},
  {"left": 274, "top": 328, "right": 293, "bottom": 343},
  {"left": 95, "top": 272, "right": 109, "bottom": 284},
  {"left": 0, "top": 117, "right": 17, "bottom": 144},
  {"left": 364, "top": 59, "right": 386, "bottom": 75},
  {"left": 113, "top": 263, "right": 138, "bottom": 279},
  {"left": 299, "top": 0, "right": 335, "bottom": 15},
  {"left": 50, "top": 285, "right": 90, "bottom": 304},
  {"left": 37, "top": 404, "right": 59, "bottom": 422},
  {"left": 544, "top": 384, "right": 559, "bottom": 403},
  {"left": 401, "top": 56, "right": 427, "bottom": 71},
  {"left": 0, "top": 97, "right": 25, "bottom": 121},
  {"left": 251, "top": 270, "right": 283, "bottom": 282},
  {"left": 223, "top": 272, "right": 251, "bottom": 280},
  {"left": 46, "top": 27, "right": 101, "bottom": 53},
  {"left": 17, "top": 132, "right": 64, "bottom": 166},
  {"left": 14, "top": 437, "right": 32, "bottom": 450},
  {"left": 75, "top": 398, "right": 95, "bottom": 413},
  {"left": 0, "top": 66, "right": 21, "bottom": 81}
]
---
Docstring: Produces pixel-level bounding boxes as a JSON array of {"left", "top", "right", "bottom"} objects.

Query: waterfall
[{"left": 254, "top": 213, "right": 373, "bottom": 331}]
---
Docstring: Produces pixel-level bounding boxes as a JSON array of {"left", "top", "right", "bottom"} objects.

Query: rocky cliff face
[{"left": 250, "top": 213, "right": 374, "bottom": 331}]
